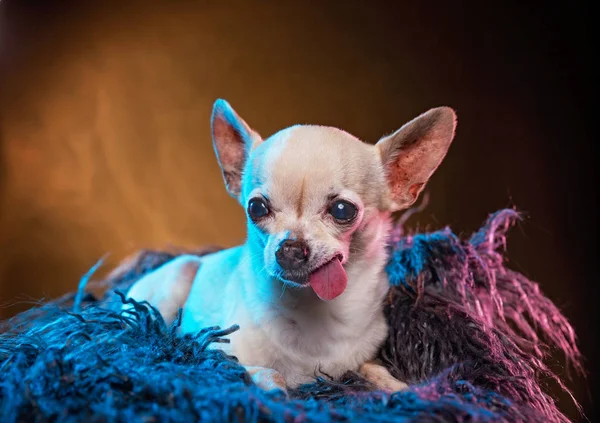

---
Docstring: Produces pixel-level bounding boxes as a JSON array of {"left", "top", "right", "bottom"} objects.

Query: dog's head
[{"left": 211, "top": 99, "right": 456, "bottom": 301}]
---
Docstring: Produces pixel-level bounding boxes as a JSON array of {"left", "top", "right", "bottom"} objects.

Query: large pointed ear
[
  {"left": 211, "top": 99, "right": 262, "bottom": 199},
  {"left": 376, "top": 107, "right": 457, "bottom": 211}
]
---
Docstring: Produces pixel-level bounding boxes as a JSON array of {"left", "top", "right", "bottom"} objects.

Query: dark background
[{"left": 0, "top": 1, "right": 595, "bottom": 420}]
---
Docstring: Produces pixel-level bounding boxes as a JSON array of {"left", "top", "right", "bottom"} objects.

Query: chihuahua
[{"left": 122, "top": 99, "right": 457, "bottom": 392}]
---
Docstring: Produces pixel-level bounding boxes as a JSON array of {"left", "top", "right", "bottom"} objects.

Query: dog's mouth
[{"left": 280, "top": 254, "right": 348, "bottom": 301}]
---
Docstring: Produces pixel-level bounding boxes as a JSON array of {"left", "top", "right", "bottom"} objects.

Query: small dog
[{"left": 122, "top": 99, "right": 457, "bottom": 392}]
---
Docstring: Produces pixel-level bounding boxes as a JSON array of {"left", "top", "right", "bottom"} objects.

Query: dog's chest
[
  {"left": 181, "top": 247, "right": 389, "bottom": 388},
  {"left": 229, "top": 276, "right": 389, "bottom": 387},
  {"left": 231, "top": 309, "right": 381, "bottom": 387}
]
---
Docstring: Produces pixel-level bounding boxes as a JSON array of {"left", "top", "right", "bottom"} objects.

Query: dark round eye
[
  {"left": 248, "top": 198, "right": 270, "bottom": 220},
  {"left": 329, "top": 200, "right": 358, "bottom": 222}
]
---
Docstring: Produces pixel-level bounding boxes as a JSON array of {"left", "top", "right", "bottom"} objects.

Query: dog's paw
[
  {"left": 359, "top": 361, "right": 408, "bottom": 393},
  {"left": 245, "top": 366, "right": 288, "bottom": 396}
]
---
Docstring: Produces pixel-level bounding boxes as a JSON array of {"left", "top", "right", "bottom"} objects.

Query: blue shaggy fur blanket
[{"left": 0, "top": 209, "right": 582, "bottom": 422}]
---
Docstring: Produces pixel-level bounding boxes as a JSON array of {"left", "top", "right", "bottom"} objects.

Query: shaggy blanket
[{"left": 0, "top": 209, "right": 582, "bottom": 423}]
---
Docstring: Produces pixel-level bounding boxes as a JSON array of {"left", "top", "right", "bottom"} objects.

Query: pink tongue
[{"left": 309, "top": 258, "right": 348, "bottom": 301}]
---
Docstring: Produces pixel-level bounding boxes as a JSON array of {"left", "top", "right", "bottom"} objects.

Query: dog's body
[
  {"left": 123, "top": 100, "right": 457, "bottom": 391},
  {"left": 181, "top": 241, "right": 389, "bottom": 388}
]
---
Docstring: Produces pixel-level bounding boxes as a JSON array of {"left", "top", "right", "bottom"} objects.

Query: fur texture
[
  {"left": 0, "top": 209, "right": 581, "bottom": 422},
  {"left": 121, "top": 100, "right": 458, "bottom": 389}
]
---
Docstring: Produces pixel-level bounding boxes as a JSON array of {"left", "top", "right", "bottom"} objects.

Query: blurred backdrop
[{"left": 0, "top": 0, "right": 595, "bottom": 420}]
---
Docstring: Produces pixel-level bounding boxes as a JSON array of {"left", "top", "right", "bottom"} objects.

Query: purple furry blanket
[{"left": 0, "top": 209, "right": 582, "bottom": 422}]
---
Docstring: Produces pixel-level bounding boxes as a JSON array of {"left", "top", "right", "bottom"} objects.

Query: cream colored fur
[{"left": 123, "top": 99, "right": 457, "bottom": 392}]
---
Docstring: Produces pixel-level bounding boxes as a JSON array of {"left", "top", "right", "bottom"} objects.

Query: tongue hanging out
[{"left": 309, "top": 257, "right": 348, "bottom": 301}]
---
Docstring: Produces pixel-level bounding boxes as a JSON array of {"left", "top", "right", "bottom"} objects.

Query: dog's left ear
[
  {"left": 376, "top": 107, "right": 457, "bottom": 211},
  {"left": 211, "top": 99, "right": 263, "bottom": 199}
]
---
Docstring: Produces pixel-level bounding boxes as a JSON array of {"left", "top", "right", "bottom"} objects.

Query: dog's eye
[
  {"left": 248, "top": 198, "right": 270, "bottom": 220},
  {"left": 329, "top": 200, "right": 358, "bottom": 222}
]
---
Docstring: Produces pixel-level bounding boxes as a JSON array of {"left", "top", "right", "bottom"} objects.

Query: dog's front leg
[
  {"left": 245, "top": 366, "right": 288, "bottom": 394},
  {"left": 359, "top": 360, "right": 408, "bottom": 392}
]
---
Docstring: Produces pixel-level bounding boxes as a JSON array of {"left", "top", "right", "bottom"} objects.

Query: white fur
[
  {"left": 121, "top": 100, "right": 457, "bottom": 390},
  {"left": 178, "top": 215, "right": 391, "bottom": 387}
]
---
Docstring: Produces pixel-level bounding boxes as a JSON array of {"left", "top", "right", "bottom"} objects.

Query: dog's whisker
[{"left": 279, "top": 283, "right": 287, "bottom": 299}]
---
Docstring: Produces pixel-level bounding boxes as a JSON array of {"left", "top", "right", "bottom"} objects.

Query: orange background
[{"left": 0, "top": 1, "right": 595, "bottom": 419}]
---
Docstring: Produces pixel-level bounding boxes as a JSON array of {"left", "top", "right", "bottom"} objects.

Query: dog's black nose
[{"left": 276, "top": 240, "right": 310, "bottom": 271}]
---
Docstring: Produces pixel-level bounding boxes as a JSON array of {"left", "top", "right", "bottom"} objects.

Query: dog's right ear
[{"left": 211, "top": 99, "right": 263, "bottom": 199}]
